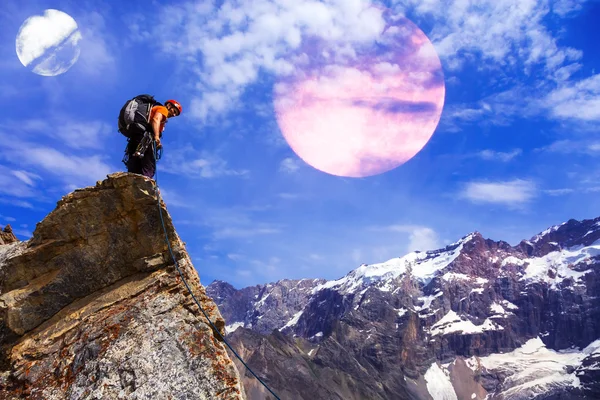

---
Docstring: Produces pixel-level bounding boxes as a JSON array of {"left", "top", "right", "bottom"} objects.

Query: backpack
[{"left": 118, "top": 94, "right": 162, "bottom": 138}]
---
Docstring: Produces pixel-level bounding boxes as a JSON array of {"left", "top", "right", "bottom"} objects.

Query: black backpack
[{"left": 118, "top": 94, "right": 162, "bottom": 138}]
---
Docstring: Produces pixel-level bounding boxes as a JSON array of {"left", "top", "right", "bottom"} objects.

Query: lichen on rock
[{"left": 0, "top": 173, "right": 244, "bottom": 399}]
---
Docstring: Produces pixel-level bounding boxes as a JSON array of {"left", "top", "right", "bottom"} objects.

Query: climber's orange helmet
[{"left": 165, "top": 99, "right": 182, "bottom": 117}]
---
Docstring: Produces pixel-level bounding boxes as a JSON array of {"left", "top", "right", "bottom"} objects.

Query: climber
[{"left": 118, "top": 95, "right": 182, "bottom": 179}]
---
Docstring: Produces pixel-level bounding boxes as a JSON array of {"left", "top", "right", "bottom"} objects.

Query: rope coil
[{"left": 151, "top": 142, "right": 281, "bottom": 400}]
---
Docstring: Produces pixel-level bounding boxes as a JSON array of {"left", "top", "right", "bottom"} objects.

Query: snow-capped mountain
[{"left": 207, "top": 216, "right": 600, "bottom": 400}]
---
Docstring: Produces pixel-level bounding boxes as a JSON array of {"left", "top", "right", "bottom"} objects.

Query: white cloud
[
  {"left": 278, "top": 192, "right": 301, "bottom": 200},
  {"left": 393, "top": 1, "right": 598, "bottom": 131},
  {"left": 18, "top": 147, "right": 110, "bottom": 183},
  {"left": 73, "top": 11, "right": 116, "bottom": 77},
  {"left": 395, "top": 0, "right": 583, "bottom": 74},
  {"left": 159, "top": 145, "right": 248, "bottom": 179},
  {"left": 552, "top": 0, "right": 587, "bottom": 16},
  {"left": 0, "top": 165, "right": 41, "bottom": 199},
  {"left": 143, "top": 0, "right": 387, "bottom": 122},
  {"left": 440, "top": 87, "right": 536, "bottom": 130},
  {"left": 158, "top": 188, "right": 195, "bottom": 209},
  {"left": 543, "top": 73, "right": 600, "bottom": 121},
  {"left": 538, "top": 139, "right": 600, "bottom": 154},
  {"left": 544, "top": 188, "right": 574, "bottom": 196},
  {"left": 406, "top": 227, "right": 441, "bottom": 252},
  {"left": 279, "top": 157, "right": 302, "bottom": 173},
  {"left": 213, "top": 227, "right": 281, "bottom": 239},
  {"left": 460, "top": 179, "right": 537, "bottom": 207},
  {"left": 369, "top": 224, "right": 441, "bottom": 253},
  {"left": 351, "top": 248, "right": 363, "bottom": 264},
  {"left": 478, "top": 149, "right": 522, "bottom": 162},
  {"left": 11, "top": 227, "right": 32, "bottom": 239},
  {"left": 17, "top": 118, "right": 111, "bottom": 149},
  {"left": 0, "top": 133, "right": 113, "bottom": 188},
  {"left": 0, "top": 198, "right": 34, "bottom": 209},
  {"left": 11, "top": 170, "right": 41, "bottom": 186}
]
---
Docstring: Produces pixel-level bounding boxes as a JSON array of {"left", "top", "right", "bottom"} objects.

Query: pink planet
[{"left": 273, "top": 12, "right": 445, "bottom": 178}]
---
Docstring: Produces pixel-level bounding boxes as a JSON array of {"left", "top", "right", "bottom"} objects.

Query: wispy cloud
[
  {"left": 15, "top": 118, "right": 112, "bottom": 149},
  {"left": 0, "top": 165, "right": 39, "bottom": 198},
  {"left": 537, "top": 139, "right": 600, "bottom": 155},
  {"left": 142, "top": 0, "right": 388, "bottom": 122},
  {"left": 0, "top": 132, "right": 113, "bottom": 188},
  {"left": 158, "top": 188, "right": 195, "bottom": 209},
  {"left": 74, "top": 11, "right": 117, "bottom": 77},
  {"left": 159, "top": 144, "right": 248, "bottom": 179},
  {"left": 397, "top": 0, "right": 583, "bottom": 75},
  {"left": 277, "top": 192, "right": 302, "bottom": 200},
  {"left": 11, "top": 170, "right": 41, "bottom": 186},
  {"left": 477, "top": 149, "right": 522, "bottom": 162},
  {"left": 213, "top": 226, "right": 282, "bottom": 239},
  {"left": 544, "top": 188, "right": 574, "bottom": 196},
  {"left": 368, "top": 224, "right": 441, "bottom": 253},
  {"left": 460, "top": 179, "right": 537, "bottom": 207},
  {"left": 279, "top": 157, "right": 302, "bottom": 174},
  {"left": 0, "top": 198, "right": 34, "bottom": 209},
  {"left": 402, "top": 1, "right": 597, "bottom": 132},
  {"left": 544, "top": 74, "right": 600, "bottom": 122}
]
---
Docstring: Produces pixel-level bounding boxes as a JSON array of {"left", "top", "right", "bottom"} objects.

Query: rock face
[
  {"left": 209, "top": 217, "right": 600, "bottom": 400},
  {"left": 0, "top": 226, "right": 17, "bottom": 246},
  {"left": 0, "top": 173, "right": 244, "bottom": 400}
]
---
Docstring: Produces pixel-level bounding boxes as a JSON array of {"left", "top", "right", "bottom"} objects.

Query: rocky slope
[
  {"left": 0, "top": 226, "right": 17, "bottom": 246},
  {"left": 208, "top": 217, "right": 600, "bottom": 400},
  {"left": 0, "top": 173, "right": 244, "bottom": 400}
]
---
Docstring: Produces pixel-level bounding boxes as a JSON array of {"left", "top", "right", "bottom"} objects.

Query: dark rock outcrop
[{"left": 0, "top": 226, "right": 17, "bottom": 246}]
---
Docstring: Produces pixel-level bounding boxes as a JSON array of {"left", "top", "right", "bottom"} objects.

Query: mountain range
[{"left": 208, "top": 217, "right": 600, "bottom": 400}]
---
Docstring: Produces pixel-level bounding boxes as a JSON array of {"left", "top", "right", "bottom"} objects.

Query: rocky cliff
[
  {"left": 0, "top": 226, "right": 17, "bottom": 246},
  {"left": 209, "top": 217, "right": 600, "bottom": 400},
  {"left": 0, "top": 173, "right": 244, "bottom": 400}
]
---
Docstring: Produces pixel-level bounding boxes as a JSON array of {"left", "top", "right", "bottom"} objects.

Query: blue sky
[{"left": 1, "top": 0, "right": 599, "bottom": 288}]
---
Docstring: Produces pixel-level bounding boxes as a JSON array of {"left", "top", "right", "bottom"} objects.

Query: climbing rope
[{"left": 150, "top": 142, "right": 281, "bottom": 400}]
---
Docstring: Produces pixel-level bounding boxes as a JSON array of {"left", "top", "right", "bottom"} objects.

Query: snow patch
[
  {"left": 280, "top": 310, "right": 303, "bottom": 331},
  {"left": 256, "top": 292, "right": 271, "bottom": 307},
  {"left": 397, "top": 308, "right": 407, "bottom": 317},
  {"left": 430, "top": 311, "right": 504, "bottom": 336},
  {"left": 490, "top": 302, "right": 515, "bottom": 318},
  {"left": 519, "top": 241, "right": 599, "bottom": 288},
  {"left": 378, "top": 280, "right": 394, "bottom": 292},
  {"left": 415, "top": 291, "right": 443, "bottom": 312},
  {"left": 442, "top": 272, "right": 470, "bottom": 281},
  {"left": 502, "top": 300, "right": 519, "bottom": 310},
  {"left": 312, "top": 235, "right": 474, "bottom": 295},
  {"left": 468, "top": 337, "right": 592, "bottom": 398},
  {"left": 583, "top": 339, "right": 600, "bottom": 356},
  {"left": 502, "top": 256, "right": 525, "bottom": 267},
  {"left": 424, "top": 363, "right": 458, "bottom": 400},
  {"left": 225, "top": 322, "right": 244, "bottom": 334},
  {"left": 531, "top": 223, "right": 566, "bottom": 243}
]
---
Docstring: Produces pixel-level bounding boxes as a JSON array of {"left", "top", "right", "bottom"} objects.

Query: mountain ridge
[{"left": 209, "top": 215, "right": 600, "bottom": 399}]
